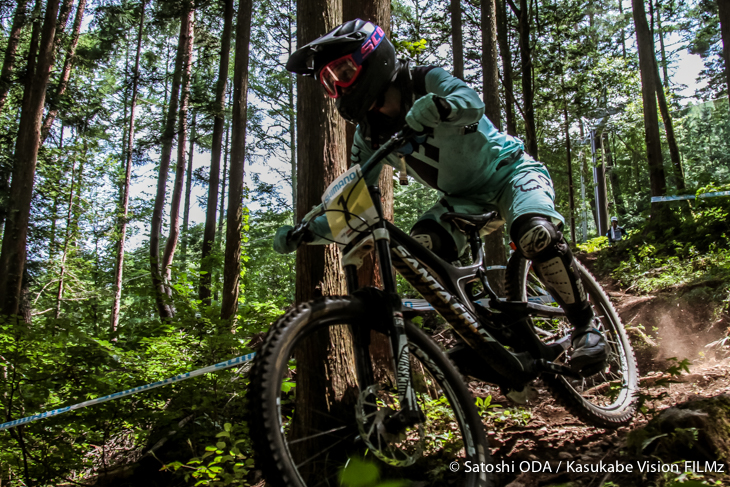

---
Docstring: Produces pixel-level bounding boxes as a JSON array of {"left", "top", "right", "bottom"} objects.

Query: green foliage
[
  {"left": 163, "top": 423, "right": 256, "bottom": 486},
  {"left": 339, "top": 457, "right": 410, "bottom": 487},
  {"left": 576, "top": 236, "right": 610, "bottom": 253}
]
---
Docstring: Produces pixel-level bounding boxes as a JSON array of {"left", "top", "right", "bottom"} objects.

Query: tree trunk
[
  {"left": 149, "top": 4, "right": 190, "bottom": 320},
  {"left": 497, "top": 0, "right": 516, "bottom": 136},
  {"left": 161, "top": 6, "right": 194, "bottom": 282},
  {"left": 111, "top": 1, "right": 145, "bottom": 335},
  {"left": 509, "top": 0, "right": 537, "bottom": 157},
  {"left": 632, "top": 0, "right": 669, "bottom": 224},
  {"left": 293, "top": 0, "right": 354, "bottom": 473},
  {"left": 20, "top": 0, "right": 42, "bottom": 120},
  {"left": 560, "top": 47, "right": 576, "bottom": 243},
  {"left": 181, "top": 114, "right": 196, "bottom": 267},
  {"left": 451, "top": 0, "right": 464, "bottom": 80},
  {"left": 0, "top": 0, "right": 31, "bottom": 114},
  {"left": 220, "top": 0, "right": 253, "bottom": 320},
  {"left": 618, "top": 0, "right": 627, "bottom": 58},
  {"left": 717, "top": 0, "right": 730, "bottom": 110},
  {"left": 481, "top": 0, "right": 506, "bottom": 295},
  {"left": 0, "top": 0, "right": 62, "bottom": 316},
  {"left": 200, "top": 0, "right": 233, "bottom": 305},
  {"left": 218, "top": 120, "right": 230, "bottom": 240},
  {"left": 652, "top": 55, "right": 684, "bottom": 190},
  {"left": 343, "top": 0, "right": 394, "bottom": 384},
  {"left": 55, "top": 159, "right": 78, "bottom": 320},
  {"left": 655, "top": 0, "right": 669, "bottom": 88},
  {"left": 40, "top": 0, "right": 86, "bottom": 143}
]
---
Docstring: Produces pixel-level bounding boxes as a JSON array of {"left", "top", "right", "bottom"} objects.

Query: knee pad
[
  {"left": 511, "top": 215, "right": 562, "bottom": 260},
  {"left": 410, "top": 219, "right": 459, "bottom": 262},
  {"left": 511, "top": 216, "right": 589, "bottom": 311}
]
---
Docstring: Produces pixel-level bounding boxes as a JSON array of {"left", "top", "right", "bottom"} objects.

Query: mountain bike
[{"left": 248, "top": 129, "right": 638, "bottom": 487}]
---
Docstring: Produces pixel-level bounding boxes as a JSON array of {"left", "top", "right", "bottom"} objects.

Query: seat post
[{"left": 468, "top": 230, "right": 482, "bottom": 264}]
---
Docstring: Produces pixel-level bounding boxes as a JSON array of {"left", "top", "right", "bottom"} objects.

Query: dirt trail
[{"left": 475, "top": 259, "right": 730, "bottom": 487}]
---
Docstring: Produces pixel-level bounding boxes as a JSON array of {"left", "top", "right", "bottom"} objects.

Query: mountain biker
[{"left": 274, "top": 19, "right": 607, "bottom": 376}]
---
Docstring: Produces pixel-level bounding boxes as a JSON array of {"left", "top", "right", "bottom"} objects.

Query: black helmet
[{"left": 286, "top": 19, "right": 397, "bottom": 124}]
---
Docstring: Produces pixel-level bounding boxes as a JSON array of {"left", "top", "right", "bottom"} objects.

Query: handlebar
[{"left": 288, "top": 127, "right": 427, "bottom": 246}]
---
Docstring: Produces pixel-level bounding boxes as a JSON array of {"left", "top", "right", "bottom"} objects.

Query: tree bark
[
  {"left": 509, "top": 0, "right": 537, "bottom": 157},
  {"left": 655, "top": 0, "right": 669, "bottom": 88},
  {"left": 149, "top": 3, "right": 190, "bottom": 320},
  {"left": 558, "top": 45, "right": 576, "bottom": 243},
  {"left": 343, "top": 0, "right": 394, "bottom": 383},
  {"left": 632, "top": 0, "right": 669, "bottom": 223},
  {"left": 161, "top": 6, "right": 194, "bottom": 282},
  {"left": 481, "top": 0, "right": 506, "bottom": 295},
  {"left": 0, "top": 0, "right": 62, "bottom": 316},
  {"left": 652, "top": 54, "right": 685, "bottom": 190},
  {"left": 451, "top": 0, "right": 464, "bottom": 80},
  {"left": 111, "top": 1, "right": 145, "bottom": 335},
  {"left": 181, "top": 114, "right": 196, "bottom": 267},
  {"left": 40, "top": 0, "right": 86, "bottom": 143},
  {"left": 0, "top": 0, "right": 31, "bottom": 114},
  {"left": 497, "top": 0, "right": 516, "bottom": 136},
  {"left": 292, "top": 0, "right": 352, "bottom": 472},
  {"left": 200, "top": 0, "right": 233, "bottom": 304},
  {"left": 220, "top": 0, "right": 253, "bottom": 320},
  {"left": 717, "top": 0, "right": 730, "bottom": 110},
  {"left": 55, "top": 159, "right": 78, "bottom": 320}
]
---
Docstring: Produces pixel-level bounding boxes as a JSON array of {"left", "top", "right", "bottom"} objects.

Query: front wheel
[
  {"left": 248, "top": 296, "right": 493, "bottom": 486},
  {"left": 505, "top": 255, "right": 638, "bottom": 428}
]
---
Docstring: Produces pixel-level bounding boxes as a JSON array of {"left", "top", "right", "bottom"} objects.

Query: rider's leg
[
  {"left": 409, "top": 197, "right": 473, "bottom": 262},
  {"left": 510, "top": 214, "right": 607, "bottom": 374},
  {"left": 499, "top": 166, "right": 607, "bottom": 375}
]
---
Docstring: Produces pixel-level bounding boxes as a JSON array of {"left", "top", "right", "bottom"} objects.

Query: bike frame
[{"left": 326, "top": 130, "right": 576, "bottom": 426}]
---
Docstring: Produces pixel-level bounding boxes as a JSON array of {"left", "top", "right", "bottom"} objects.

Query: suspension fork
[{"left": 368, "top": 187, "right": 423, "bottom": 426}]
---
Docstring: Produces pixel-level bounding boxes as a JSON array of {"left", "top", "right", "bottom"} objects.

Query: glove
[
  {"left": 273, "top": 225, "right": 297, "bottom": 254},
  {"left": 405, "top": 93, "right": 452, "bottom": 132}
]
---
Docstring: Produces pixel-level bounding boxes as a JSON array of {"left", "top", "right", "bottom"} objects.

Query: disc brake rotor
[{"left": 355, "top": 384, "right": 424, "bottom": 467}]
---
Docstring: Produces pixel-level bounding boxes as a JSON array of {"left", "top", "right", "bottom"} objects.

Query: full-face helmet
[{"left": 286, "top": 19, "right": 397, "bottom": 124}]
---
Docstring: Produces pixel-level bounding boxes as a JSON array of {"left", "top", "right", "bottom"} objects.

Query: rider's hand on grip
[
  {"left": 273, "top": 223, "right": 314, "bottom": 254},
  {"left": 405, "top": 93, "right": 452, "bottom": 132}
]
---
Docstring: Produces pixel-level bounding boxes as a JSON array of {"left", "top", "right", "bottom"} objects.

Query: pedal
[{"left": 504, "top": 383, "right": 536, "bottom": 405}]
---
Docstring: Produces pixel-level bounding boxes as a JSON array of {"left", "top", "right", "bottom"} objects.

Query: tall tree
[
  {"left": 480, "top": 0, "right": 507, "bottom": 295},
  {"left": 719, "top": 0, "right": 730, "bottom": 108},
  {"left": 507, "top": 0, "right": 538, "bottom": 157},
  {"left": 40, "top": 0, "right": 87, "bottom": 142},
  {"left": 0, "top": 0, "right": 31, "bottom": 114},
  {"left": 111, "top": 0, "right": 146, "bottom": 334},
  {"left": 149, "top": 3, "right": 191, "bottom": 320},
  {"left": 200, "top": 0, "right": 233, "bottom": 304},
  {"left": 497, "top": 0, "right": 516, "bottom": 136},
  {"left": 161, "top": 5, "right": 195, "bottom": 282},
  {"left": 181, "top": 115, "right": 196, "bottom": 267},
  {"left": 291, "top": 0, "right": 355, "bottom": 470},
  {"left": 632, "top": 0, "right": 669, "bottom": 223},
  {"left": 343, "top": 0, "right": 392, "bottom": 289},
  {"left": 220, "top": 0, "right": 253, "bottom": 320},
  {"left": 451, "top": 0, "right": 464, "bottom": 80},
  {"left": 0, "top": 0, "right": 62, "bottom": 315}
]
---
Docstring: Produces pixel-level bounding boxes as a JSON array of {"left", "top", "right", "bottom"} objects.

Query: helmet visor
[{"left": 319, "top": 55, "right": 362, "bottom": 98}]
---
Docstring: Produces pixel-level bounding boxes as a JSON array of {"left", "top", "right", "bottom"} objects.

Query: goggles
[
  {"left": 319, "top": 55, "right": 362, "bottom": 98},
  {"left": 318, "top": 26, "right": 385, "bottom": 99}
]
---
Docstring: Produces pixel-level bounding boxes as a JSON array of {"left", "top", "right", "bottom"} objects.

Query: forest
[{"left": 0, "top": 0, "right": 729, "bottom": 484}]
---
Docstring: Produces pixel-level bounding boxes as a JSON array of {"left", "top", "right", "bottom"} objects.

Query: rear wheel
[
  {"left": 249, "top": 296, "right": 493, "bottom": 486},
  {"left": 505, "top": 255, "right": 638, "bottom": 427}
]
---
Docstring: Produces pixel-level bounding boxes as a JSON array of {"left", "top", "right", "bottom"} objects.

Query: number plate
[{"left": 322, "top": 165, "right": 379, "bottom": 246}]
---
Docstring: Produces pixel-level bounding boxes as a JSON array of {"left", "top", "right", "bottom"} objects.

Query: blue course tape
[
  {"left": 651, "top": 190, "right": 730, "bottom": 203},
  {"left": 0, "top": 352, "right": 256, "bottom": 432},
  {"left": 402, "top": 294, "right": 556, "bottom": 311}
]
